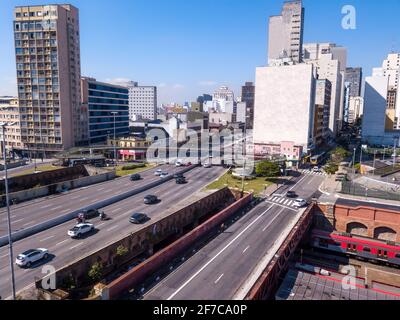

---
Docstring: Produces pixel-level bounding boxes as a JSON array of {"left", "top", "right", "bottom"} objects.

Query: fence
[{"left": 341, "top": 181, "right": 400, "bottom": 201}]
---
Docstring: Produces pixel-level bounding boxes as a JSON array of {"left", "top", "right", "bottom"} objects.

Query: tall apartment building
[
  {"left": 14, "top": 4, "right": 84, "bottom": 153},
  {"left": 268, "top": 0, "right": 304, "bottom": 65},
  {"left": 253, "top": 63, "right": 316, "bottom": 152},
  {"left": 213, "top": 86, "right": 234, "bottom": 101},
  {"left": 348, "top": 97, "right": 364, "bottom": 124},
  {"left": 81, "top": 77, "right": 129, "bottom": 144},
  {"left": 241, "top": 82, "right": 255, "bottom": 128},
  {"left": 314, "top": 80, "right": 331, "bottom": 146},
  {"left": 126, "top": 82, "right": 157, "bottom": 121},
  {"left": 345, "top": 67, "right": 363, "bottom": 97},
  {"left": 303, "top": 43, "right": 347, "bottom": 136},
  {"left": 0, "top": 97, "right": 23, "bottom": 155}
]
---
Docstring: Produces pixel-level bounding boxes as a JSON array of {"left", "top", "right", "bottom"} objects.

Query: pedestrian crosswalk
[
  {"left": 266, "top": 196, "right": 299, "bottom": 208},
  {"left": 300, "top": 169, "right": 328, "bottom": 176}
]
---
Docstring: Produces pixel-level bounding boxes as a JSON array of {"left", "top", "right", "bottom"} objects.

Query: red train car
[{"left": 311, "top": 229, "right": 400, "bottom": 267}]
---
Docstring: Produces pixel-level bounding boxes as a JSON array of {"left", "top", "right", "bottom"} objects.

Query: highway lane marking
[
  {"left": 12, "top": 218, "right": 24, "bottom": 223},
  {"left": 79, "top": 197, "right": 89, "bottom": 202},
  {"left": 71, "top": 195, "right": 81, "bottom": 200},
  {"left": 106, "top": 225, "right": 119, "bottom": 232},
  {"left": 55, "top": 239, "right": 69, "bottom": 247},
  {"left": 278, "top": 198, "right": 285, "bottom": 204},
  {"left": 70, "top": 243, "right": 84, "bottom": 250},
  {"left": 264, "top": 200, "right": 298, "bottom": 212},
  {"left": 0, "top": 253, "right": 8, "bottom": 258},
  {"left": 40, "top": 235, "right": 55, "bottom": 242},
  {"left": 262, "top": 208, "right": 285, "bottom": 232},
  {"left": 167, "top": 204, "right": 276, "bottom": 300},
  {"left": 97, "top": 188, "right": 105, "bottom": 191},
  {"left": 283, "top": 199, "right": 289, "bottom": 205},
  {"left": 51, "top": 205, "right": 63, "bottom": 210},
  {"left": 40, "top": 204, "right": 52, "bottom": 209},
  {"left": 288, "top": 174, "right": 310, "bottom": 191},
  {"left": 111, "top": 207, "right": 122, "bottom": 213},
  {"left": 97, "top": 222, "right": 106, "bottom": 228},
  {"left": 214, "top": 274, "right": 224, "bottom": 284},
  {"left": 242, "top": 246, "right": 250, "bottom": 254},
  {"left": 22, "top": 220, "right": 35, "bottom": 227}
]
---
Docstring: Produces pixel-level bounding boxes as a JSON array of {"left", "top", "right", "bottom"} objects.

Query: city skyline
[{"left": 1, "top": 0, "right": 400, "bottom": 104}]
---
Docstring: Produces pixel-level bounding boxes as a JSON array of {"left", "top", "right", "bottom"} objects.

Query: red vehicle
[{"left": 311, "top": 229, "right": 400, "bottom": 267}]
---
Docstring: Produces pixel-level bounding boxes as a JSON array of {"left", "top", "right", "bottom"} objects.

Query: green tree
[
  {"left": 255, "top": 161, "right": 280, "bottom": 177},
  {"left": 116, "top": 245, "right": 129, "bottom": 257},
  {"left": 330, "top": 147, "right": 351, "bottom": 164},
  {"left": 88, "top": 262, "right": 103, "bottom": 283}
]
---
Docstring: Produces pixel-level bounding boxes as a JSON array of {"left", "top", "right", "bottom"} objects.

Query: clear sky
[{"left": 1, "top": 0, "right": 399, "bottom": 104}]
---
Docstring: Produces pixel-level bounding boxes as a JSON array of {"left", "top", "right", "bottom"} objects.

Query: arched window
[
  {"left": 374, "top": 227, "right": 397, "bottom": 242},
  {"left": 346, "top": 222, "right": 368, "bottom": 237}
]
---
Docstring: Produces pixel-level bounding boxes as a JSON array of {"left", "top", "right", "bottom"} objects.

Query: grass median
[
  {"left": 12, "top": 164, "right": 63, "bottom": 177},
  {"left": 205, "top": 171, "right": 274, "bottom": 195},
  {"left": 114, "top": 163, "right": 158, "bottom": 177}
]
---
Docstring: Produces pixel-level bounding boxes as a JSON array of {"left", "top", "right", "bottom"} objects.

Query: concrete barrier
[
  {"left": 0, "top": 165, "right": 197, "bottom": 247},
  {"left": 106, "top": 191, "right": 253, "bottom": 299}
]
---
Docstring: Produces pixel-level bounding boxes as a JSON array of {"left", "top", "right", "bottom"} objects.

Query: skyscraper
[
  {"left": 14, "top": 4, "right": 84, "bottom": 153},
  {"left": 268, "top": 0, "right": 304, "bottom": 65},
  {"left": 127, "top": 82, "right": 157, "bottom": 121},
  {"left": 241, "top": 82, "right": 255, "bottom": 129},
  {"left": 345, "top": 67, "right": 363, "bottom": 97}
]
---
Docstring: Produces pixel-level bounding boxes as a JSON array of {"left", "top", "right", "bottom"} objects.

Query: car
[
  {"left": 130, "top": 173, "right": 141, "bottom": 181},
  {"left": 176, "top": 177, "right": 187, "bottom": 184},
  {"left": 129, "top": 213, "right": 149, "bottom": 224},
  {"left": 293, "top": 198, "right": 308, "bottom": 208},
  {"left": 68, "top": 223, "right": 95, "bottom": 238},
  {"left": 144, "top": 195, "right": 158, "bottom": 204},
  {"left": 286, "top": 191, "right": 297, "bottom": 198},
  {"left": 203, "top": 162, "right": 212, "bottom": 168},
  {"left": 15, "top": 248, "right": 49, "bottom": 267},
  {"left": 312, "top": 166, "right": 320, "bottom": 173},
  {"left": 80, "top": 209, "right": 100, "bottom": 220},
  {"left": 154, "top": 169, "right": 163, "bottom": 176},
  {"left": 160, "top": 172, "right": 169, "bottom": 178},
  {"left": 175, "top": 161, "right": 183, "bottom": 167},
  {"left": 185, "top": 162, "right": 192, "bottom": 167}
]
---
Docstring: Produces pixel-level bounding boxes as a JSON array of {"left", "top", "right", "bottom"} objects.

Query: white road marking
[
  {"left": 70, "top": 243, "right": 84, "bottom": 250},
  {"left": 23, "top": 221, "right": 35, "bottom": 227},
  {"left": 264, "top": 200, "right": 298, "bottom": 212},
  {"left": 12, "top": 218, "right": 24, "bottom": 224},
  {"left": 97, "top": 222, "right": 106, "bottom": 228},
  {"left": 40, "top": 204, "right": 52, "bottom": 209},
  {"left": 111, "top": 207, "right": 122, "bottom": 213},
  {"left": 40, "top": 235, "right": 54, "bottom": 242},
  {"left": 287, "top": 200, "right": 293, "bottom": 206},
  {"left": 70, "top": 195, "right": 80, "bottom": 200},
  {"left": 214, "top": 274, "right": 224, "bottom": 284},
  {"left": 242, "top": 246, "right": 250, "bottom": 254},
  {"left": 283, "top": 199, "right": 289, "bottom": 205},
  {"left": 278, "top": 198, "right": 285, "bottom": 204},
  {"left": 79, "top": 197, "right": 89, "bottom": 202},
  {"left": 107, "top": 225, "right": 119, "bottom": 232},
  {"left": 0, "top": 253, "right": 8, "bottom": 259},
  {"left": 55, "top": 239, "right": 68, "bottom": 247},
  {"left": 51, "top": 205, "right": 62, "bottom": 210},
  {"left": 262, "top": 208, "right": 285, "bottom": 232},
  {"left": 97, "top": 188, "right": 105, "bottom": 192},
  {"left": 167, "top": 205, "right": 276, "bottom": 300}
]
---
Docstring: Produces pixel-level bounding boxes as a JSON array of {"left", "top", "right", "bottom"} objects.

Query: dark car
[
  {"left": 80, "top": 209, "right": 100, "bottom": 219},
  {"left": 130, "top": 174, "right": 141, "bottom": 181},
  {"left": 129, "top": 213, "right": 149, "bottom": 224},
  {"left": 286, "top": 191, "right": 297, "bottom": 198},
  {"left": 144, "top": 195, "right": 158, "bottom": 205},
  {"left": 176, "top": 177, "right": 186, "bottom": 184}
]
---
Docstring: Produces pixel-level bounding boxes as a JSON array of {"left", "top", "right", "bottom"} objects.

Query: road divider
[{"left": 0, "top": 165, "right": 198, "bottom": 247}]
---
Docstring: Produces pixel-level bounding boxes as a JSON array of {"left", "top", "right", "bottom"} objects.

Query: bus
[{"left": 310, "top": 152, "right": 327, "bottom": 166}]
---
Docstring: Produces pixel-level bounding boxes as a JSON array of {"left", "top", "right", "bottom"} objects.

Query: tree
[
  {"left": 88, "top": 262, "right": 103, "bottom": 283},
  {"left": 330, "top": 147, "right": 351, "bottom": 164},
  {"left": 255, "top": 161, "right": 280, "bottom": 177},
  {"left": 116, "top": 245, "right": 129, "bottom": 257}
]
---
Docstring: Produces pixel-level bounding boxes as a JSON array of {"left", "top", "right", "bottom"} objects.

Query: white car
[
  {"left": 160, "top": 172, "right": 169, "bottom": 178},
  {"left": 154, "top": 169, "right": 163, "bottom": 176},
  {"left": 15, "top": 248, "right": 49, "bottom": 267},
  {"left": 68, "top": 223, "right": 94, "bottom": 238},
  {"left": 203, "top": 162, "right": 212, "bottom": 168},
  {"left": 175, "top": 161, "right": 183, "bottom": 167},
  {"left": 293, "top": 198, "right": 308, "bottom": 208}
]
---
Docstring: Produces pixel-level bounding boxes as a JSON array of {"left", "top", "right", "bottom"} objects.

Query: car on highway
[
  {"left": 68, "top": 223, "right": 95, "bottom": 238},
  {"left": 129, "top": 213, "right": 150, "bottom": 224},
  {"left": 160, "top": 172, "right": 169, "bottom": 178},
  {"left": 176, "top": 177, "right": 187, "bottom": 184},
  {"left": 203, "top": 162, "right": 212, "bottom": 168},
  {"left": 80, "top": 209, "right": 100, "bottom": 220},
  {"left": 15, "top": 248, "right": 49, "bottom": 268},
  {"left": 286, "top": 191, "right": 297, "bottom": 198},
  {"left": 293, "top": 198, "right": 308, "bottom": 208},
  {"left": 175, "top": 161, "right": 183, "bottom": 167},
  {"left": 154, "top": 169, "right": 163, "bottom": 176},
  {"left": 185, "top": 162, "right": 192, "bottom": 167},
  {"left": 130, "top": 173, "right": 141, "bottom": 181},
  {"left": 144, "top": 195, "right": 158, "bottom": 204}
]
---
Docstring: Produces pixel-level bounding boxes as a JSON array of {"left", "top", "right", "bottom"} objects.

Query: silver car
[{"left": 16, "top": 248, "right": 49, "bottom": 267}]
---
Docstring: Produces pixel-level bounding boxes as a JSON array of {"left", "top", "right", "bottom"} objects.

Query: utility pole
[
  {"left": 111, "top": 112, "right": 118, "bottom": 168},
  {"left": 1, "top": 122, "right": 17, "bottom": 300}
]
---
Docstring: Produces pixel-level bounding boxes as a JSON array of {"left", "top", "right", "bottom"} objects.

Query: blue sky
[{"left": 1, "top": 0, "right": 399, "bottom": 104}]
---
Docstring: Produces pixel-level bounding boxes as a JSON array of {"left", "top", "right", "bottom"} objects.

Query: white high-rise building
[
  {"left": 268, "top": 0, "right": 304, "bottom": 65},
  {"left": 253, "top": 63, "right": 316, "bottom": 150},
  {"left": 126, "top": 82, "right": 157, "bottom": 121},
  {"left": 213, "top": 86, "right": 234, "bottom": 101},
  {"left": 303, "top": 43, "right": 347, "bottom": 136}
]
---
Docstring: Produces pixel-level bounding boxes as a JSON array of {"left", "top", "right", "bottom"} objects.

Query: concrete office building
[
  {"left": 268, "top": 0, "right": 304, "bottom": 65},
  {"left": 345, "top": 67, "right": 363, "bottom": 97},
  {"left": 314, "top": 79, "right": 331, "bottom": 146},
  {"left": 126, "top": 82, "right": 157, "bottom": 121},
  {"left": 304, "top": 44, "right": 344, "bottom": 136},
  {"left": 241, "top": 82, "right": 255, "bottom": 128},
  {"left": 14, "top": 5, "right": 84, "bottom": 153},
  {"left": 81, "top": 77, "right": 129, "bottom": 144},
  {"left": 236, "top": 102, "right": 247, "bottom": 124},
  {"left": 213, "top": 86, "right": 234, "bottom": 102},
  {"left": 253, "top": 63, "right": 316, "bottom": 152},
  {"left": 0, "top": 97, "right": 23, "bottom": 155},
  {"left": 348, "top": 96, "right": 364, "bottom": 124}
]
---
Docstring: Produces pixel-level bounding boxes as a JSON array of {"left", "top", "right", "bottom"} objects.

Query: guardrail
[{"left": 0, "top": 165, "right": 198, "bottom": 247}]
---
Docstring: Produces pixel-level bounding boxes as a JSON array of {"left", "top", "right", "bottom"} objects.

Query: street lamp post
[
  {"left": 359, "top": 146, "right": 363, "bottom": 175},
  {"left": 352, "top": 148, "right": 356, "bottom": 175},
  {"left": 111, "top": 112, "right": 118, "bottom": 168},
  {"left": 1, "top": 122, "right": 17, "bottom": 300}
]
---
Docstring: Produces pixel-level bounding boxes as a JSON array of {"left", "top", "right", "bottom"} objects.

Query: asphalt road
[
  {"left": 0, "top": 165, "right": 226, "bottom": 299},
  {"left": 144, "top": 172, "right": 325, "bottom": 300},
  {"left": 0, "top": 164, "right": 180, "bottom": 237}
]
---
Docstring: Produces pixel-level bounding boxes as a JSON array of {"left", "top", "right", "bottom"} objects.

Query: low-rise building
[{"left": 107, "top": 135, "right": 151, "bottom": 161}]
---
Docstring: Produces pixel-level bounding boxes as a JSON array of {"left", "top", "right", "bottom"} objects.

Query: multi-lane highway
[
  {"left": 144, "top": 172, "right": 325, "bottom": 300},
  {"left": 0, "top": 164, "right": 182, "bottom": 236},
  {"left": 0, "top": 165, "right": 226, "bottom": 299}
]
